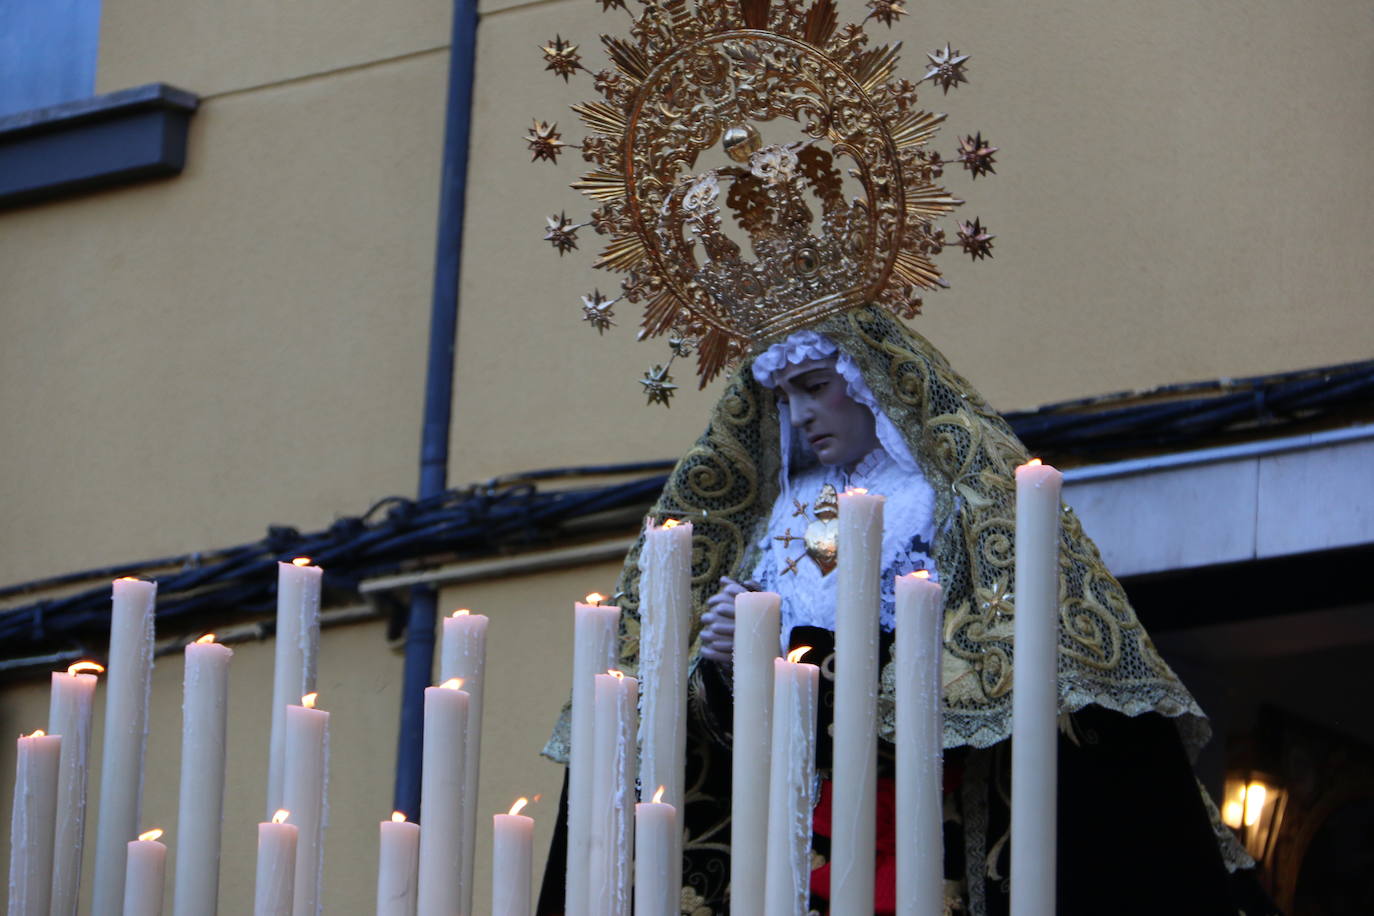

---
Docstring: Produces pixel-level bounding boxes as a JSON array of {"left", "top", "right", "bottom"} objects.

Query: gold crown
[{"left": 529, "top": 0, "right": 997, "bottom": 403}]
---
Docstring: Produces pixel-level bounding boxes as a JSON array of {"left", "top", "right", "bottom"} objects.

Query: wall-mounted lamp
[{"left": 1221, "top": 771, "right": 1287, "bottom": 867}]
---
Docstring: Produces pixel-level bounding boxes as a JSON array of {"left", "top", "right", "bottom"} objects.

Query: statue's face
[{"left": 773, "top": 358, "right": 879, "bottom": 468}]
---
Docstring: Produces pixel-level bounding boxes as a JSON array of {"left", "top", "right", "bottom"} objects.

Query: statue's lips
[{"left": 809, "top": 434, "right": 834, "bottom": 449}]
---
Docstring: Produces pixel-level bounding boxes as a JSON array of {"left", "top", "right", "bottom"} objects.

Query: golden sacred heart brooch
[{"left": 803, "top": 484, "right": 840, "bottom": 575}]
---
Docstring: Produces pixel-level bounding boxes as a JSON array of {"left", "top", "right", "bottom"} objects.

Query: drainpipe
[{"left": 394, "top": 0, "right": 480, "bottom": 819}]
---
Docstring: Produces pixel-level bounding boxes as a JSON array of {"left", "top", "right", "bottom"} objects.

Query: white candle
[
  {"left": 763, "top": 649, "right": 820, "bottom": 916},
  {"left": 589, "top": 671, "right": 637, "bottom": 914},
  {"left": 637, "top": 518, "right": 691, "bottom": 900},
  {"left": 283, "top": 696, "right": 329, "bottom": 916},
  {"left": 173, "top": 635, "right": 233, "bottom": 916},
  {"left": 268, "top": 559, "right": 322, "bottom": 818},
  {"left": 731, "top": 591, "right": 780, "bottom": 916},
  {"left": 48, "top": 661, "right": 102, "bottom": 916},
  {"left": 376, "top": 812, "right": 420, "bottom": 916},
  {"left": 416, "top": 678, "right": 469, "bottom": 916},
  {"left": 831, "top": 489, "right": 883, "bottom": 914},
  {"left": 566, "top": 594, "right": 619, "bottom": 916},
  {"left": 123, "top": 829, "right": 168, "bottom": 916},
  {"left": 7, "top": 729, "right": 61, "bottom": 916},
  {"left": 92, "top": 576, "right": 157, "bottom": 916},
  {"left": 1010, "top": 459, "right": 1063, "bottom": 916},
  {"left": 895, "top": 572, "right": 945, "bottom": 916},
  {"left": 492, "top": 798, "right": 534, "bottom": 916},
  {"left": 254, "top": 810, "right": 297, "bottom": 916},
  {"left": 634, "top": 788, "right": 676, "bottom": 916},
  {"left": 440, "top": 609, "right": 488, "bottom": 916}
]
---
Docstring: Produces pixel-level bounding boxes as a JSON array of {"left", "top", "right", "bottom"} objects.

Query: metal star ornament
[
  {"left": 525, "top": 120, "right": 566, "bottom": 163},
  {"left": 957, "top": 132, "right": 998, "bottom": 179},
  {"left": 956, "top": 217, "right": 995, "bottom": 261},
  {"left": 865, "top": 0, "right": 907, "bottom": 27},
  {"left": 544, "top": 212, "right": 582, "bottom": 255},
  {"left": 640, "top": 364, "right": 679, "bottom": 407},
  {"left": 581, "top": 290, "right": 617, "bottom": 333},
  {"left": 924, "top": 43, "right": 970, "bottom": 94},
  {"left": 541, "top": 35, "right": 582, "bottom": 82}
]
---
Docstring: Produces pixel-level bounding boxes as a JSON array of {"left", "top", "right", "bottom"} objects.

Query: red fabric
[{"left": 808, "top": 761, "right": 962, "bottom": 913}]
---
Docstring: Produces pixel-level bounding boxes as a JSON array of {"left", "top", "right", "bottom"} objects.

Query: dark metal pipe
[{"left": 394, "top": 0, "right": 481, "bottom": 819}]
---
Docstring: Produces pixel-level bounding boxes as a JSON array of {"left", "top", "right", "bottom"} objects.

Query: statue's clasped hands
[{"left": 699, "top": 577, "right": 760, "bottom": 669}]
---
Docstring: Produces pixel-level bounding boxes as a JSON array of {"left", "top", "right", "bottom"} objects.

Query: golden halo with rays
[{"left": 531, "top": 0, "right": 993, "bottom": 399}]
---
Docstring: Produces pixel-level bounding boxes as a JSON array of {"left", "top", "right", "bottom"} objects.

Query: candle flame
[
  {"left": 607, "top": 669, "right": 624, "bottom": 680},
  {"left": 584, "top": 592, "right": 605, "bottom": 606},
  {"left": 24, "top": 729, "right": 45, "bottom": 738},
  {"left": 1026, "top": 458, "right": 1042, "bottom": 467},
  {"left": 661, "top": 518, "right": 681, "bottom": 528},
  {"left": 67, "top": 660, "right": 104, "bottom": 676},
  {"left": 914, "top": 570, "right": 931, "bottom": 579},
  {"left": 845, "top": 487, "right": 868, "bottom": 495},
  {"left": 301, "top": 692, "right": 318, "bottom": 709},
  {"left": 652, "top": 785, "right": 666, "bottom": 804},
  {"left": 532, "top": 794, "right": 543, "bottom": 803},
  {"left": 292, "top": 557, "right": 313, "bottom": 567},
  {"left": 787, "top": 646, "right": 812, "bottom": 664},
  {"left": 509, "top": 797, "right": 529, "bottom": 817},
  {"left": 440, "top": 677, "right": 464, "bottom": 690},
  {"left": 116, "top": 576, "right": 141, "bottom": 582},
  {"left": 138, "top": 829, "right": 163, "bottom": 843},
  {"left": 391, "top": 811, "right": 407, "bottom": 823},
  {"left": 452, "top": 609, "right": 471, "bottom": 617},
  {"left": 195, "top": 633, "right": 216, "bottom": 645},
  {"left": 272, "top": 809, "right": 291, "bottom": 824}
]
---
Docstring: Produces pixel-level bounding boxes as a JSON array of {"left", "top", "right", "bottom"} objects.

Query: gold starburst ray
[
  {"left": 695, "top": 327, "right": 736, "bottom": 385},
  {"left": 638, "top": 290, "right": 681, "bottom": 339},
  {"left": 572, "top": 170, "right": 628, "bottom": 201},
  {"left": 904, "top": 186, "right": 962, "bottom": 219},
  {"left": 853, "top": 43, "right": 902, "bottom": 93},
  {"left": 602, "top": 36, "right": 650, "bottom": 82},
  {"left": 802, "top": 0, "right": 838, "bottom": 48},
  {"left": 740, "top": 0, "right": 771, "bottom": 30},
  {"left": 594, "top": 234, "right": 650, "bottom": 271},
  {"left": 890, "top": 110, "right": 946, "bottom": 149},
  {"left": 892, "top": 248, "right": 944, "bottom": 289},
  {"left": 572, "top": 101, "right": 627, "bottom": 136}
]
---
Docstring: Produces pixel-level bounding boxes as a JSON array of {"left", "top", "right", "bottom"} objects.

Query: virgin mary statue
[
  {"left": 523, "top": 0, "right": 1275, "bottom": 910},
  {"left": 536, "top": 305, "right": 1273, "bottom": 915}
]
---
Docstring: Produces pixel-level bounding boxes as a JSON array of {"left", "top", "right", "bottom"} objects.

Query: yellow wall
[{"left": 1, "top": 0, "right": 1371, "bottom": 908}]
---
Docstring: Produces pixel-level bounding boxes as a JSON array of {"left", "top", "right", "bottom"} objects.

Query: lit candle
[
  {"left": 589, "top": 670, "right": 637, "bottom": 914},
  {"left": 731, "top": 591, "right": 780, "bottom": 916},
  {"left": 48, "top": 660, "right": 102, "bottom": 916},
  {"left": 92, "top": 576, "right": 157, "bottom": 916},
  {"left": 283, "top": 694, "right": 329, "bottom": 916},
  {"left": 831, "top": 489, "right": 884, "bottom": 914},
  {"left": 638, "top": 518, "right": 691, "bottom": 899},
  {"left": 566, "top": 593, "right": 619, "bottom": 916},
  {"left": 268, "top": 558, "right": 321, "bottom": 818},
  {"left": 440, "top": 608, "right": 488, "bottom": 915},
  {"left": 895, "top": 571, "right": 944, "bottom": 916},
  {"left": 173, "top": 635, "right": 233, "bottom": 916},
  {"left": 763, "top": 648, "right": 820, "bottom": 916},
  {"left": 254, "top": 810, "right": 297, "bottom": 916},
  {"left": 492, "top": 797, "right": 534, "bottom": 916},
  {"left": 376, "top": 811, "right": 420, "bottom": 916},
  {"left": 123, "top": 828, "right": 168, "bottom": 916},
  {"left": 7, "top": 729, "right": 61, "bottom": 916},
  {"left": 634, "top": 786, "right": 675, "bottom": 916},
  {"left": 1010, "top": 459, "right": 1063, "bottom": 916},
  {"left": 416, "top": 678, "right": 469, "bottom": 916}
]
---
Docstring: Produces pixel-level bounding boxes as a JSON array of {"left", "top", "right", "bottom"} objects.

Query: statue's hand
[{"left": 700, "top": 577, "right": 759, "bottom": 668}]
